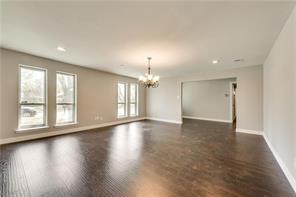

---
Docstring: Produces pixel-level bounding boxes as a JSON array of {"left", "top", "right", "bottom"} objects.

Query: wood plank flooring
[{"left": 0, "top": 119, "right": 295, "bottom": 197}]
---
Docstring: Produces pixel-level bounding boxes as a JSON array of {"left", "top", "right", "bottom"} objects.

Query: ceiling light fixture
[
  {"left": 212, "top": 60, "right": 219, "bottom": 64},
  {"left": 57, "top": 46, "right": 66, "bottom": 52},
  {"left": 138, "top": 57, "right": 160, "bottom": 88}
]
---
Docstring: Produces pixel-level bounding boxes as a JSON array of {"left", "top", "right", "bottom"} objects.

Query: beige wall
[
  {"left": 263, "top": 6, "right": 296, "bottom": 188},
  {"left": 0, "top": 48, "right": 146, "bottom": 140},
  {"left": 146, "top": 77, "right": 181, "bottom": 123},
  {"left": 182, "top": 78, "right": 236, "bottom": 122},
  {"left": 147, "top": 65, "right": 263, "bottom": 131},
  {"left": 0, "top": 48, "right": 2, "bottom": 139}
]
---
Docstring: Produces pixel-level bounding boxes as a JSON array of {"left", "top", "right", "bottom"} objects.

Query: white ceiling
[{"left": 1, "top": 1, "right": 295, "bottom": 78}]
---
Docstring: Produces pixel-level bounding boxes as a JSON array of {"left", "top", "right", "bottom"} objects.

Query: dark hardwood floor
[{"left": 0, "top": 119, "right": 295, "bottom": 197}]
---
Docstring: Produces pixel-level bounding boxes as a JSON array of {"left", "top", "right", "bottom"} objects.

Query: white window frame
[
  {"left": 17, "top": 64, "right": 48, "bottom": 131},
  {"left": 129, "top": 83, "right": 139, "bottom": 117},
  {"left": 117, "top": 82, "right": 128, "bottom": 118},
  {"left": 55, "top": 71, "right": 77, "bottom": 126}
]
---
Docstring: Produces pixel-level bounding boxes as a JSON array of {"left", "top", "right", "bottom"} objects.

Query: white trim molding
[
  {"left": 236, "top": 128, "right": 263, "bottom": 135},
  {"left": 0, "top": 117, "right": 146, "bottom": 145},
  {"left": 183, "top": 116, "right": 232, "bottom": 123},
  {"left": 234, "top": 128, "right": 296, "bottom": 193},
  {"left": 263, "top": 133, "right": 296, "bottom": 193},
  {"left": 146, "top": 117, "right": 182, "bottom": 124}
]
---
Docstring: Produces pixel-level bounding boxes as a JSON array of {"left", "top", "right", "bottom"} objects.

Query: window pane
[
  {"left": 20, "top": 67, "right": 45, "bottom": 103},
  {"left": 57, "top": 73, "right": 75, "bottom": 103},
  {"left": 20, "top": 105, "right": 44, "bottom": 127},
  {"left": 118, "top": 83, "right": 125, "bottom": 103},
  {"left": 56, "top": 105, "right": 74, "bottom": 123},
  {"left": 118, "top": 104, "right": 125, "bottom": 117},
  {"left": 130, "top": 103, "right": 136, "bottom": 116},
  {"left": 130, "top": 84, "right": 136, "bottom": 103}
]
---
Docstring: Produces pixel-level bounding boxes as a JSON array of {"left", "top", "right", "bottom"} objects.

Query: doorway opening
[
  {"left": 181, "top": 78, "right": 237, "bottom": 127},
  {"left": 230, "top": 82, "right": 237, "bottom": 129}
]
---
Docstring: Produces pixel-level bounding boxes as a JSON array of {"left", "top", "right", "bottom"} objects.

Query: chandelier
[{"left": 138, "top": 57, "right": 160, "bottom": 88}]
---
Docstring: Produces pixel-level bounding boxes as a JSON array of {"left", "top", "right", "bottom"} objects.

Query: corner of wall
[{"left": 0, "top": 49, "right": 2, "bottom": 139}]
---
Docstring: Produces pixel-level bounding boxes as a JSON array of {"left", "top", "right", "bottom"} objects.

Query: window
[
  {"left": 129, "top": 83, "right": 138, "bottom": 116},
  {"left": 117, "top": 82, "right": 127, "bottom": 118},
  {"left": 19, "top": 65, "right": 47, "bottom": 129},
  {"left": 56, "top": 72, "right": 77, "bottom": 125}
]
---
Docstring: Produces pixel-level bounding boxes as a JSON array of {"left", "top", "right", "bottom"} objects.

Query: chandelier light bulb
[{"left": 147, "top": 74, "right": 153, "bottom": 80}]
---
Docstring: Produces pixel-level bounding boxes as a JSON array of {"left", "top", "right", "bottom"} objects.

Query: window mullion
[{"left": 20, "top": 103, "right": 46, "bottom": 105}]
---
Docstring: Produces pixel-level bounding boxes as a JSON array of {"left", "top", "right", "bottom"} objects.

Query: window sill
[
  {"left": 54, "top": 122, "right": 78, "bottom": 128},
  {"left": 117, "top": 116, "right": 128, "bottom": 119},
  {"left": 15, "top": 126, "right": 50, "bottom": 133},
  {"left": 117, "top": 115, "right": 139, "bottom": 119}
]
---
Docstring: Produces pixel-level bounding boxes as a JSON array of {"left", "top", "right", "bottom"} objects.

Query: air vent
[{"left": 234, "top": 59, "right": 244, "bottom": 62}]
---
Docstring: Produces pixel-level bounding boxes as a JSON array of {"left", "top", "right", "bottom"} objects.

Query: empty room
[{"left": 0, "top": 1, "right": 296, "bottom": 196}]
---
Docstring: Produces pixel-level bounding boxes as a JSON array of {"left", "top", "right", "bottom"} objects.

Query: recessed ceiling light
[
  {"left": 57, "top": 46, "right": 66, "bottom": 52},
  {"left": 212, "top": 60, "right": 219, "bottom": 64}
]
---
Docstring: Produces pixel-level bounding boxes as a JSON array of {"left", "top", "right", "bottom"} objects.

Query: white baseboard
[
  {"left": 263, "top": 133, "right": 296, "bottom": 193},
  {"left": 235, "top": 129, "right": 296, "bottom": 193},
  {"left": 0, "top": 117, "right": 146, "bottom": 145},
  {"left": 236, "top": 128, "right": 263, "bottom": 135},
  {"left": 146, "top": 117, "right": 182, "bottom": 124},
  {"left": 183, "top": 116, "right": 232, "bottom": 123}
]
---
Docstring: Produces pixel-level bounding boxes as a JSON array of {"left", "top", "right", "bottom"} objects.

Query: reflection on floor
[{"left": 0, "top": 119, "right": 294, "bottom": 196}]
